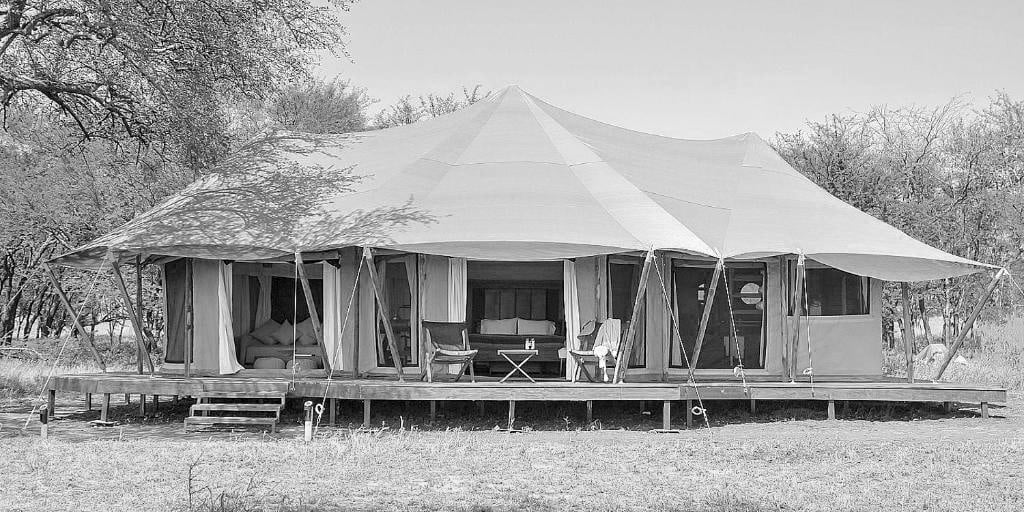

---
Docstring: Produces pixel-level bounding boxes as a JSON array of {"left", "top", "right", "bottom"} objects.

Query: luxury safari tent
[{"left": 45, "top": 86, "right": 1006, "bottom": 431}]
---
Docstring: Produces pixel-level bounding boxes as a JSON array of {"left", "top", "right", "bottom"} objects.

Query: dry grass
[
  {"left": 2, "top": 420, "right": 1023, "bottom": 511},
  {"left": 0, "top": 359, "right": 101, "bottom": 404},
  {"left": 883, "top": 314, "right": 1024, "bottom": 391}
]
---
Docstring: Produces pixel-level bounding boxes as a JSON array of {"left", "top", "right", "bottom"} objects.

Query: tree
[
  {"left": 267, "top": 79, "right": 371, "bottom": 134},
  {"left": 1, "top": 0, "right": 352, "bottom": 149},
  {"left": 373, "top": 85, "right": 489, "bottom": 129}
]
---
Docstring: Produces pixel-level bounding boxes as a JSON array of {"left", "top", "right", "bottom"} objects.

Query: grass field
[{"left": 1, "top": 324, "right": 1023, "bottom": 511}]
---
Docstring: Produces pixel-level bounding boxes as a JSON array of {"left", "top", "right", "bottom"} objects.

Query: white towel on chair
[{"left": 594, "top": 319, "right": 621, "bottom": 369}]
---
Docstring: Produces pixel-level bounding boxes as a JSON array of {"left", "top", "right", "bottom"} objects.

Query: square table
[{"left": 497, "top": 349, "right": 538, "bottom": 383}]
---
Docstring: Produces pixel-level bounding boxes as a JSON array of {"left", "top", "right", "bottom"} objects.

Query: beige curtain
[
  {"left": 322, "top": 261, "right": 343, "bottom": 370},
  {"left": 217, "top": 262, "right": 244, "bottom": 374},
  {"left": 563, "top": 260, "right": 581, "bottom": 380},
  {"left": 448, "top": 257, "right": 467, "bottom": 322}
]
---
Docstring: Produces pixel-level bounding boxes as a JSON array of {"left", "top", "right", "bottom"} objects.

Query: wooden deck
[{"left": 48, "top": 371, "right": 1007, "bottom": 404}]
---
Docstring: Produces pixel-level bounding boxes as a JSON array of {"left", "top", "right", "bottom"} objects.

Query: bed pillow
[
  {"left": 518, "top": 319, "right": 556, "bottom": 335},
  {"left": 250, "top": 320, "right": 281, "bottom": 345},
  {"left": 296, "top": 318, "right": 320, "bottom": 346},
  {"left": 480, "top": 318, "right": 518, "bottom": 335},
  {"left": 272, "top": 320, "right": 296, "bottom": 345}
]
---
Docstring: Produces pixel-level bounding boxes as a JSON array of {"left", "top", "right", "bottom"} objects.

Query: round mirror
[{"left": 740, "top": 282, "right": 762, "bottom": 305}]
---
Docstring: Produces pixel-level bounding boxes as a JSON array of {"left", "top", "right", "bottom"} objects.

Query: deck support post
[
  {"left": 85, "top": 393, "right": 92, "bottom": 411},
  {"left": 42, "top": 263, "right": 107, "bottom": 372},
  {"left": 101, "top": 393, "right": 110, "bottom": 422},
  {"left": 139, "top": 394, "right": 146, "bottom": 416},
  {"left": 429, "top": 400, "right": 437, "bottom": 422},
  {"left": 789, "top": 255, "right": 806, "bottom": 381},
  {"left": 124, "top": 393, "right": 130, "bottom": 404},
  {"left": 900, "top": 283, "right": 916, "bottom": 383},
  {"left": 478, "top": 401, "right": 485, "bottom": 416},
  {"left": 935, "top": 268, "right": 1006, "bottom": 380},
  {"left": 685, "top": 399, "right": 693, "bottom": 428},
  {"left": 362, "top": 399, "right": 371, "bottom": 428},
  {"left": 981, "top": 402, "right": 989, "bottom": 419},
  {"left": 944, "top": 401, "right": 955, "bottom": 414},
  {"left": 614, "top": 250, "right": 655, "bottom": 383},
  {"left": 47, "top": 389, "right": 55, "bottom": 418},
  {"left": 662, "top": 400, "right": 671, "bottom": 430},
  {"left": 363, "top": 248, "right": 405, "bottom": 381},
  {"left": 294, "top": 252, "right": 332, "bottom": 373},
  {"left": 585, "top": 400, "right": 593, "bottom": 424},
  {"left": 153, "top": 394, "right": 159, "bottom": 411},
  {"left": 507, "top": 400, "right": 516, "bottom": 430},
  {"left": 329, "top": 398, "right": 337, "bottom": 426},
  {"left": 749, "top": 398, "right": 756, "bottom": 415},
  {"left": 110, "top": 263, "right": 155, "bottom": 375},
  {"left": 827, "top": 399, "right": 836, "bottom": 420},
  {"left": 688, "top": 259, "right": 723, "bottom": 382}
]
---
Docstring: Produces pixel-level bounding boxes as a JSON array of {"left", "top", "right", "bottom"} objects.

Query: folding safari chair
[
  {"left": 569, "top": 320, "right": 628, "bottom": 382},
  {"left": 421, "top": 321, "right": 478, "bottom": 383}
]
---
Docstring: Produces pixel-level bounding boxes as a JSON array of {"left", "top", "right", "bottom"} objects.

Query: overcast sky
[{"left": 319, "top": 0, "right": 1024, "bottom": 139}]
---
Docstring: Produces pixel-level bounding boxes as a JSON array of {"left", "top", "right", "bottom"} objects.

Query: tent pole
[
  {"left": 111, "top": 263, "right": 155, "bottom": 375},
  {"left": 613, "top": 250, "right": 654, "bottom": 384},
  {"left": 900, "top": 283, "right": 916, "bottom": 383},
  {"left": 184, "top": 259, "right": 193, "bottom": 378},
  {"left": 362, "top": 248, "right": 405, "bottom": 381},
  {"left": 789, "top": 255, "right": 806, "bottom": 382},
  {"left": 294, "top": 252, "right": 332, "bottom": 374},
  {"left": 687, "top": 259, "right": 723, "bottom": 383},
  {"left": 42, "top": 263, "right": 107, "bottom": 372},
  {"left": 934, "top": 268, "right": 1006, "bottom": 380}
]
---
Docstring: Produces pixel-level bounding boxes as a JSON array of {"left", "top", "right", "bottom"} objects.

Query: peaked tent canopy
[{"left": 53, "top": 86, "right": 993, "bottom": 281}]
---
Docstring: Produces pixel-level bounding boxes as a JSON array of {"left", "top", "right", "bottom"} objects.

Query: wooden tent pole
[
  {"left": 789, "top": 256, "right": 806, "bottom": 381},
  {"left": 294, "top": 252, "right": 332, "bottom": 373},
  {"left": 41, "top": 263, "right": 107, "bottom": 372},
  {"left": 900, "top": 283, "right": 916, "bottom": 383},
  {"left": 184, "top": 259, "right": 194, "bottom": 378},
  {"left": 686, "top": 259, "right": 723, "bottom": 383},
  {"left": 111, "top": 263, "right": 155, "bottom": 375},
  {"left": 613, "top": 250, "right": 654, "bottom": 384},
  {"left": 362, "top": 248, "right": 405, "bottom": 381},
  {"left": 934, "top": 268, "right": 1006, "bottom": 380}
]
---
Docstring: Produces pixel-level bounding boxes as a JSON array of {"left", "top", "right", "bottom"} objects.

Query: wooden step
[
  {"left": 190, "top": 403, "right": 283, "bottom": 413},
  {"left": 184, "top": 415, "right": 278, "bottom": 432},
  {"left": 196, "top": 391, "right": 285, "bottom": 400}
]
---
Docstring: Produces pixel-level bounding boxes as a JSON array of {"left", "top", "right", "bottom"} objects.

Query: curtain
[
  {"left": 322, "top": 261, "right": 343, "bottom": 370},
  {"left": 217, "top": 262, "right": 244, "bottom": 374},
  {"left": 448, "top": 257, "right": 467, "bottom": 322},
  {"left": 254, "top": 273, "right": 271, "bottom": 327},
  {"left": 563, "top": 260, "right": 581, "bottom": 380},
  {"left": 231, "top": 273, "right": 251, "bottom": 335}
]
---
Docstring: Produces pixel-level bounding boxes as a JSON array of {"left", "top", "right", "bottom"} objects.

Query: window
[
  {"left": 670, "top": 263, "right": 767, "bottom": 370},
  {"left": 608, "top": 257, "right": 645, "bottom": 368},
  {"left": 375, "top": 258, "right": 417, "bottom": 367},
  {"left": 789, "top": 264, "right": 869, "bottom": 316}
]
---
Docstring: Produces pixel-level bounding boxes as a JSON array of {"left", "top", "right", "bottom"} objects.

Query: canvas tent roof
[{"left": 53, "top": 85, "right": 993, "bottom": 281}]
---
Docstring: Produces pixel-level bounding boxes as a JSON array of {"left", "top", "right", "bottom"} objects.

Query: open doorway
[{"left": 466, "top": 261, "right": 564, "bottom": 378}]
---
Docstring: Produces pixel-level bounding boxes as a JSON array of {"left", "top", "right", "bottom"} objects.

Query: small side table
[{"left": 497, "top": 349, "right": 538, "bottom": 383}]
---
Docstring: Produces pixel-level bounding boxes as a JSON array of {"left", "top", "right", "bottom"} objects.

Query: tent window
[
  {"left": 608, "top": 257, "right": 645, "bottom": 368},
  {"left": 789, "top": 265, "right": 869, "bottom": 316},
  {"left": 375, "top": 259, "right": 416, "bottom": 368},
  {"left": 670, "top": 263, "right": 767, "bottom": 370}
]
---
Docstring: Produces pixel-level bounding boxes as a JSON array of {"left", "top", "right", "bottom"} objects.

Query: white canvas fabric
[
  {"left": 322, "top": 261, "right": 343, "bottom": 369},
  {"left": 51, "top": 86, "right": 992, "bottom": 281},
  {"left": 562, "top": 260, "right": 581, "bottom": 380},
  {"left": 217, "top": 263, "right": 244, "bottom": 374}
]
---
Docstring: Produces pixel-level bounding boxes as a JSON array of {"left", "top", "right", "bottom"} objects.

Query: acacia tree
[
  {"left": 774, "top": 94, "right": 1024, "bottom": 349},
  {"left": 1, "top": 0, "right": 351, "bottom": 147}
]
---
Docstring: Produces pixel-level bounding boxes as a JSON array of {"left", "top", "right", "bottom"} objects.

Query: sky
[{"left": 319, "top": 0, "right": 1024, "bottom": 139}]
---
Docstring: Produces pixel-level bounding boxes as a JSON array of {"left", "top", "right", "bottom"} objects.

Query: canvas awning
[{"left": 51, "top": 86, "right": 994, "bottom": 281}]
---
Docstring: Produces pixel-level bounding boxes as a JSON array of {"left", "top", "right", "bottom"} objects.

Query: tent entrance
[
  {"left": 670, "top": 261, "right": 767, "bottom": 370},
  {"left": 466, "top": 261, "right": 565, "bottom": 378},
  {"left": 373, "top": 256, "right": 418, "bottom": 369}
]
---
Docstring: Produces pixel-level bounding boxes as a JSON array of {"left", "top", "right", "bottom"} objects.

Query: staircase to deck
[{"left": 184, "top": 390, "right": 287, "bottom": 433}]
